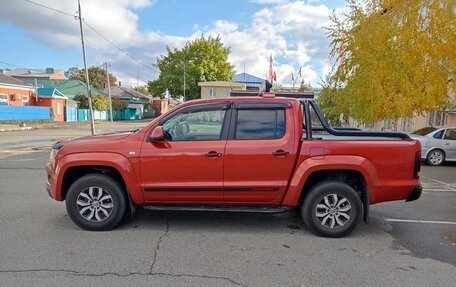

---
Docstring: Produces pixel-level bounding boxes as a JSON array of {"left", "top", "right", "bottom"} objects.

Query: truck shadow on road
[{"left": 112, "top": 208, "right": 384, "bottom": 238}]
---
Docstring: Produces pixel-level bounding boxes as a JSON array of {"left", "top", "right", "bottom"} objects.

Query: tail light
[{"left": 414, "top": 151, "right": 421, "bottom": 179}]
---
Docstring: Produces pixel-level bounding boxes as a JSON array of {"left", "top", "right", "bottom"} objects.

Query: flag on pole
[
  {"left": 298, "top": 67, "right": 302, "bottom": 77},
  {"left": 338, "top": 40, "right": 344, "bottom": 67},
  {"left": 291, "top": 72, "right": 294, "bottom": 81}
]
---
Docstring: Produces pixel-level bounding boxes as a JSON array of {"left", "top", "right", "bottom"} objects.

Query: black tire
[
  {"left": 301, "top": 181, "right": 362, "bottom": 238},
  {"left": 426, "top": 149, "right": 445, "bottom": 166},
  {"left": 66, "top": 173, "right": 127, "bottom": 231}
]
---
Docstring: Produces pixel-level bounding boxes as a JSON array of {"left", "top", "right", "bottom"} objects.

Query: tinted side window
[
  {"left": 444, "top": 129, "right": 456, "bottom": 140},
  {"left": 163, "top": 108, "right": 226, "bottom": 141},
  {"left": 235, "top": 109, "right": 285, "bottom": 140},
  {"left": 433, "top": 130, "right": 444, "bottom": 139}
]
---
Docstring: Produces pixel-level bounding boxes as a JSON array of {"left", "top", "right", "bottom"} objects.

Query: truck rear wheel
[
  {"left": 301, "top": 181, "right": 362, "bottom": 238},
  {"left": 66, "top": 174, "right": 126, "bottom": 231}
]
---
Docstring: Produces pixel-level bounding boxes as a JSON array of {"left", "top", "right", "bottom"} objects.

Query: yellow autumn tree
[{"left": 320, "top": 0, "right": 456, "bottom": 123}]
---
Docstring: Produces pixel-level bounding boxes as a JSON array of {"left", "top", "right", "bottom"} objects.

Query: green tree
[
  {"left": 111, "top": 97, "right": 128, "bottom": 110},
  {"left": 148, "top": 35, "right": 234, "bottom": 100},
  {"left": 322, "top": 0, "right": 456, "bottom": 123},
  {"left": 91, "top": 94, "right": 109, "bottom": 110},
  {"left": 133, "top": 85, "right": 149, "bottom": 95},
  {"left": 69, "top": 66, "right": 118, "bottom": 90},
  {"left": 73, "top": 93, "right": 89, "bottom": 109}
]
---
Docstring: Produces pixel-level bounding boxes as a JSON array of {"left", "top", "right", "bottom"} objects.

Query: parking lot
[{"left": 0, "top": 125, "right": 455, "bottom": 286}]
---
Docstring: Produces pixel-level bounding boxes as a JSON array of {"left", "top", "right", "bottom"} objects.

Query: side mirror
[{"left": 149, "top": 126, "right": 165, "bottom": 142}]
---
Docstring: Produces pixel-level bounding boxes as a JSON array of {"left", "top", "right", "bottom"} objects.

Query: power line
[
  {"left": 25, "top": 0, "right": 77, "bottom": 17},
  {"left": 24, "top": 0, "right": 159, "bottom": 76},
  {"left": 0, "top": 61, "right": 26, "bottom": 68},
  {"left": 82, "top": 20, "right": 158, "bottom": 73}
]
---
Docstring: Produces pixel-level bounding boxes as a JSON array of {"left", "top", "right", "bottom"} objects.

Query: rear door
[
  {"left": 443, "top": 128, "right": 456, "bottom": 160},
  {"left": 223, "top": 101, "right": 297, "bottom": 204}
]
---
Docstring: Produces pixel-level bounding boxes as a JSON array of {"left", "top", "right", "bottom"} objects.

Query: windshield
[{"left": 412, "top": 127, "right": 437, "bottom": 136}]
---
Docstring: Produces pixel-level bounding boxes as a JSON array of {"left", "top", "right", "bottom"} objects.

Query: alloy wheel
[
  {"left": 429, "top": 151, "right": 443, "bottom": 165},
  {"left": 76, "top": 186, "right": 114, "bottom": 222},
  {"left": 315, "top": 193, "right": 352, "bottom": 229}
]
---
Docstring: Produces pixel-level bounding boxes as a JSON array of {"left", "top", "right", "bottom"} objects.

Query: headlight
[{"left": 48, "top": 148, "right": 59, "bottom": 164}]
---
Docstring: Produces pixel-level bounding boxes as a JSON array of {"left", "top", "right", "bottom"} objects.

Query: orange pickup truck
[{"left": 46, "top": 93, "right": 421, "bottom": 237}]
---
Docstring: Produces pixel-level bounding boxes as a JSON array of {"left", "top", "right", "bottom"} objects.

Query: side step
[{"left": 143, "top": 205, "right": 290, "bottom": 214}]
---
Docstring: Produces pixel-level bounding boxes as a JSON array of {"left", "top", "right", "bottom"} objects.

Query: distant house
[
  {"left": 107, "top": 85, "right": 158, "bottom": 118},
  {"left": 21, "top": 79, "right": 107, "bottom": 103},
  {"left": 198, "top": 81, "right": 246, "bottom": 99},
  {"left": 0, "top": 73, "right": 35, "bottom": 106},
  {"left": 234, "top": 73, "right": 265, "bottom": 91},
  {"left": 35, "top": 88, "right": 68, "bottom": 122},
  {"left": 4, "top": 67, "right": 65, "bottom": 80}
]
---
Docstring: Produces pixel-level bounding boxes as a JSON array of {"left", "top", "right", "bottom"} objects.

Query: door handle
[
  {"left": 272, "top": 150, "right": 289, "bottom": 156},
  {"left": 205, "top": 151, "right": 222, "bottom": 157}
]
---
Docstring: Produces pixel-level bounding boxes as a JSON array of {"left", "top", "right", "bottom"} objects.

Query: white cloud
[{"left": 0, "top": 0, "right": 342, "bottom": 87}]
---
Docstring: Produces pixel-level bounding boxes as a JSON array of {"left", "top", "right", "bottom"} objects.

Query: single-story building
[
  {"left": 4, "top": 67, "right": 65, "bottom": 80},
  {"left": 198, "top": 81, "right": 246, "bottom": 99},
  {"left": 234, "top": 73, "right": 265, "bottom": 91},
  {"left": 34, "top": 87, "right": 68, "bottom": 121},
  {"left": 0, "top": 73, "right": 35, "bottom": 106},
  {"left": 106, "top": 85, "right": 158, "bottom": 118}
]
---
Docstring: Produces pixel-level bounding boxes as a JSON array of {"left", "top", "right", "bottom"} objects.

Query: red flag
[{"left": 338, "top": 40, "right": 344, "bottom": 67}]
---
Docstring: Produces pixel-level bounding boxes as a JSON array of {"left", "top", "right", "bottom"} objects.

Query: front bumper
[
  {"left": 406, "top": 185, "right": 422, "bottom": 202},
  {"left": 46, "top": 162, "right": 59, "bottom": 201}
]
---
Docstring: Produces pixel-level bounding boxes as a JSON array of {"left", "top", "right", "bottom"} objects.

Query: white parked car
[{"left": 411, "top": 127, "right": 456, "bottom": 166}]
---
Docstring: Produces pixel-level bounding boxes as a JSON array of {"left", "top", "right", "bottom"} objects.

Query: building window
[
  {"left": 57, "top": 103, "right": 62, "bottom": 115},
  {"left": 0, "top": 94, "right": 8, "bottom": 105},
  {"left": 427, "top": 111, "right": 448, "bottom": 127},
  {"left": 209, "top": 88, "right": 217, "bottom": 97},
  {"left": 23, "top": 96, "right": 29, "bottom": 106}
]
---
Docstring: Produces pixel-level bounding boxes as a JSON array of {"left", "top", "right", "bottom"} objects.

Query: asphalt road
[{"left": 0, "top": 127, "right": 455, "bottom": 286}]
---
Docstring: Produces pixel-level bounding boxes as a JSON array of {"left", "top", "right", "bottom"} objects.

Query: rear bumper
[{"left": 406, "top": 185, "right": 422, "bottom": 202}]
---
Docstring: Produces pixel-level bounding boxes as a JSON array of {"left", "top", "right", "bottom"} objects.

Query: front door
[
  {"left": 140, "top": 102, "right": 230, "bottom": 203},
  {"left": 223, "top": 102, "right": 296, "bottom": 204}
]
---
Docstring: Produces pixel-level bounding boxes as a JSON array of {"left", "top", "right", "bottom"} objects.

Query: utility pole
[
  {"left": 105, "top": 62, "right": 113, "bottom": 122},
  {"left": 77, "top": 0, "right": 96, "bottom": 135},
  {"left": 136, "top": 69, "right": 140, "bottom": 88},
  {"left": 183, "top": 62, "right": 186, "bottom": 101}
]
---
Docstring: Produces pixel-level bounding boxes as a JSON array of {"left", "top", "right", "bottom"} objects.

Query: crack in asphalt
[
  {"left": 0, "top": 269, "right": 247, "bottom": 286},
  {"left": 149, "top": 217, "right": 170, "bottom": 274}
]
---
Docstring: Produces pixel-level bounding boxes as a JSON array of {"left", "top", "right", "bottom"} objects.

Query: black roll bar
[{"left": 300, "top": 99, "right": 412, "bottom": 140}]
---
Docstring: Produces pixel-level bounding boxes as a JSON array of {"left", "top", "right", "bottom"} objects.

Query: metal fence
[{"left": 0, "top": 106, "right": 51, "bottom": 121}]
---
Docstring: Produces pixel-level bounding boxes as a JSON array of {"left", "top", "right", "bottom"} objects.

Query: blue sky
[{"left": 0, "top": 0, "right": 346, "bottom": 88}]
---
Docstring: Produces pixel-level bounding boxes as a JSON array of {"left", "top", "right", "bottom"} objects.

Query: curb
[{"left": 0, "top": 127, "right": 33, "bottom": 132}]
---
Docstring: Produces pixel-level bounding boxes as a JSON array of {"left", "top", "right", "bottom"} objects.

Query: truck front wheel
[
  {"left": 301, "top": 181, "right": 362, "bottom": 238},
  {"left": 66, "top": 174, "right": 127, "bottom": 231}
]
